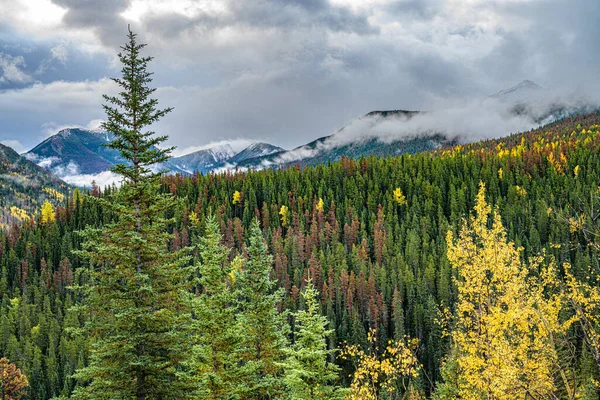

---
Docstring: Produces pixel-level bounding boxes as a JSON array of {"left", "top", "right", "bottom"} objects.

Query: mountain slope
[
  {"left": 163, "top": 144, "right": 236, "bottom": 174},
  {"left": 227, "top": 142, "right": 284, "bottom": 165},
  {"left": 0, "top": 143, "right": 68, "bottom": 228},
  {"left": 26, "top": 128, "right": 122, "bottom": 175},
  {"left": 237, "top": 110, "right": 456, "bottom": 169},
  {"left": 485, "top": 80, "right": 596, "bottom": 124}
]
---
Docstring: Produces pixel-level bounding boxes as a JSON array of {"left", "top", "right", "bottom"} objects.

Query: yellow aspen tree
[
  {"left": 340, "top": 329, "right": 420, "bottom": 400},
  {"left": 445, "top": 182, "right": 556, "bottom": 399},
  {"left": 393, "top": 188, "right": 407, "bottom": 206},
  {"left": 40, "top": 200, "right": 55, "bottom": 224},
  {"left": 316, "top": 197, "right": 325, "bottom": 212},
  {"left": 232, "top": 190, "right": 243, "bottom": 205},
  {"left": 279, "top": 205, "right": 289, "bottom": 227},
  {"left": 563, "top": 263, "right": 600, "bottom": 373}
]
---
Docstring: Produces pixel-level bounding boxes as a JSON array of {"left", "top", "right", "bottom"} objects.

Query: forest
[{"left": 1, "top": 30, "right": 600, "bottom": 400}]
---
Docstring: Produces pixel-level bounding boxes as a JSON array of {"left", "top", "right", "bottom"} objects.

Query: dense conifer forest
[
  {"left": 1, "top": 109, "right": 600, "bottom": 398},
  {"left": 1, "top": 30, "right": 600, "bottom": 399}
]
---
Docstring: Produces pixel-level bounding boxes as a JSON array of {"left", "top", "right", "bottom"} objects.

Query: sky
[{"left": 0, "top": 0, "right": 598, "bottom": 155}]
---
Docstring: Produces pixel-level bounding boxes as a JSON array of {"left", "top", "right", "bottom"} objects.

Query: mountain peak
[
  {"left": 515, "top": 79, "right": 542, "bottom": 89},
  {"left": 208, "top": 143, "right": 235, "bottom": 162},
  {"left": 488, "top": 80, "right": 545, "bottom": 105}
]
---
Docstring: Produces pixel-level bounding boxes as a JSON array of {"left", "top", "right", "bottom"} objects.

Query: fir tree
[
  {"left": 235, "top": 219, "right": 288, "bottom": 399},
  {"left": 281, "top": 278, "right": 345, "bottom": 400},
  {"left": 70, "top": 28, "right": 193, "bottom": 400},
  {"left": 191, "top": 216, "right": 243, "bottom": 398}
]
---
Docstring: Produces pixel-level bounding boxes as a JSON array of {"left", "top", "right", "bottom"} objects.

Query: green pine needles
[
  {"left": 70, "top": 28, "right": 194, "bottom": 400},
  {"left": 281, "top": 279, "right": 346, "bottom": 399}
]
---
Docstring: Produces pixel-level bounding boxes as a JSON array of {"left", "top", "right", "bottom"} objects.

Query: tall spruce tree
[
  {"left": 70, "top": 28, "right": 193, "bottom": 400},
  {"left": 191, "top": 217, "right": 243, "bottom": 398},
  {"left": 235, "top": 219, "right": 288, "bottom": 399},
  {"left": 281, "top": 279, "right": 345, "bottom": 400}
]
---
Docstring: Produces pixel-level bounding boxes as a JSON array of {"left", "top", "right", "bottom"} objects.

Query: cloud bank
[{"left": 0, "top": 0, "right": 598, "bottom": 154}]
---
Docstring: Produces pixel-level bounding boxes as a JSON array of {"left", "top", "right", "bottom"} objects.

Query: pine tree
[
  {"left": 70, "top": 28, "right": 193, "bottom": 400},
  {"left": 281, "top": 278, "right": 345, "bottom": 400},
  {"left": 191, "top": 216, "right": 243, "bottom": 398},
  {"left": 235, "top": 219, "right": 288, "bottom": 399}
]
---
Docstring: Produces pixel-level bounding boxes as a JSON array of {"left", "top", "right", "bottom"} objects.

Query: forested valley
[{"left": 1, "top": 31, "right": 600, "bottom": 400}]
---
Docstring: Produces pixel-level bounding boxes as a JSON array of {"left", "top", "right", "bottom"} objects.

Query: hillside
[
  {"left": 237, "top": 110, "right": 456, "bottom": 169},
  {"left": 3, "top": 112, "right": 600, "bottom": 397},
  {"left": 0, "top": 143, "right": 68, "bottom": 228}
]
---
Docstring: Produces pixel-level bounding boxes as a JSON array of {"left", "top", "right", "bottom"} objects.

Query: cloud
[
  {"left": 60, "top": 170, "right": 122, "bottom": 188},
  {"left": 0, "top": 52, "right": 32, "bottom": 84},
  {"left": 0, "top": 139, "right": 27, "bottom": 153},
  {"left": 26, "top": 155, "right": 122, "bottom": 187},
  {"left": 262, "top": 88, "right": 600, "bottom": 165},
  {"left": 50, "top": 42, "right": 69, "bottom": 64},
  {"left": 1, "top": 0, "right": 600, "bottom": 156}
]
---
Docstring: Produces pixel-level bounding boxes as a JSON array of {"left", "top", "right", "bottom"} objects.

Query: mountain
[
  {"left": 488, "top": 79, "right": 544, "bottom": 104},
  {"left": 226, "top": 142, "right": 285, "bottom": 165},
  {"left": 26, "top": 128, "right": 122, "bottom": 175},
  {"left": 486, "top": 80, "right": 596, "bottom": 124},
  {"left": 24, "top": 82, "right": 598, "bottom": 183},
  {"left": 163, "top": 144, "right": 236, "bottom": 174},
  {"left": 237, "top": 110, "right": 456, "bottom": 169},
  {"left": 0, "top": 143, "right": 68, "bottom": 228},
  {"left": 26, "top": 128, "right": 286, "bottom": 180}
]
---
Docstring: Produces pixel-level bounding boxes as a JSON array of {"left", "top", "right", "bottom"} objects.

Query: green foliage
[
  {"left": 69, "top": 28, "right": 194, "bottom": 399},
  {"left": 190, "top": 217, "right": 243, "bottom": 398},
  {"left": 281, "top": 279, "right": 346, "bottom": 399},
  {"left": 1, "top": 113, "right": 600, "bottom": 398},
  {"left": 234, "top": 219, "right": 289, "bottom": 399}
]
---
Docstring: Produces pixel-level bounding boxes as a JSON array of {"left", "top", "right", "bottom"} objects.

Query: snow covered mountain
[
  {"left": 26, "top": 128, "right": 124, "bottom": 177},
  {"left": 226, "top": 142, "right": 285, "bottom": 165},
  {"left": 163, "top": 144, "right": 236, "bottom": 174},
  {"left": 26, "top": 128, "right": 285, "bottom": 183}
]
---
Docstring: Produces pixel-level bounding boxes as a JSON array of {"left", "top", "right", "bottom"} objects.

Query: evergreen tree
[
  {"left": 235, "top": 219, "right": 288, "bottom": 399},
  {"left": 281, "top": 278, "right": 345, "bottom": 400},
  {"left": 70, "top": 28, "right": 193, "bottom": 400},
  {"left": 191, "top": 217, "right": 243, "bottom": 398}
]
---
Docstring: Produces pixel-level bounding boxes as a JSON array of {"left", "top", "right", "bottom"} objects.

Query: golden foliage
[
  {"left": 393, "top": 187, "right": 408, "bottom": 206},
  {"left": 316, "top": 197, "right": 325, "bottom": 212},
  {"left": 189, "top": 211, "right": 200, "bottom": 226},
  {"left": 340, "top": 329, "right": 419, "bottom": 400},
  {"left": 43, "top": 187, "right": 65, "bottom": 201},
  {"left": 232, "top": 190, "right": 243, "bottom": 205},
  {"left": 563, "top": 263, "right": 600, "bottom": 372},
  {"left": 40, "top": 200, "right": 55, "bottom": 224},
  {"left": 445, "top": 182, "right": 557, "bottom": 399},
  {"left": 279, "top": 205, "right": 289, "bottom": 227},
  {"left": 9, "top": 206, "right": 29, "bottom": 222}
]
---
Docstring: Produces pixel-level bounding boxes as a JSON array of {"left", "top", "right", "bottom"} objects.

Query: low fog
[{"left": 263, "top": 85, "right": 599, "bottom": 167}]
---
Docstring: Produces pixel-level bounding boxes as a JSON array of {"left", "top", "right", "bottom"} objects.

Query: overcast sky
[{"left": 0, "top": 0, "right": 598, "bottom": 154}]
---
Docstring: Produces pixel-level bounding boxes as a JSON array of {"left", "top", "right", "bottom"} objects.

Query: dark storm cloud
[
  {"left": 50, "top": 0, "right": 131, "bottom": 47},
  {"left": 136, "top": 0, "right": 377, "bottom": 49}
]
